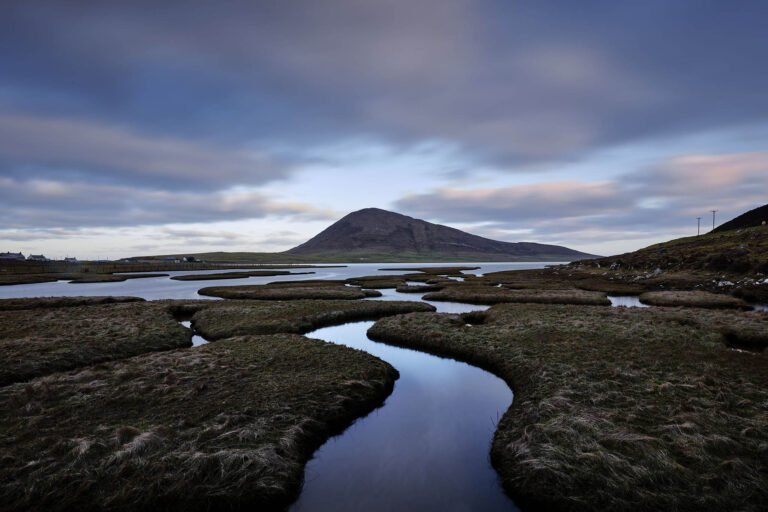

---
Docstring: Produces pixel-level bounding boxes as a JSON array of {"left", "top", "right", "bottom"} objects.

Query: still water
[
  {"left": 0, "top": 262, "right": 556, "bottom": 300},
  {"left": 0, "top": 262, "right": 559, "bottom": 511}
]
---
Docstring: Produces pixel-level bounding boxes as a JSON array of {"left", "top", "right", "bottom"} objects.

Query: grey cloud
[
  {"left": 2, "top": 1, "right": 766, "bottom": 167},
  {"left": 396, "top": 181, "right": 630, "bottom": 224},
  {"left": 0, "top": 113, "right": 292, "bottom": 190},
  {"left": 0, "top": 177, "right": 336, "bottom": 229},
  {"left": 394, "top": 151, "right": 768, "bottom": 247}
]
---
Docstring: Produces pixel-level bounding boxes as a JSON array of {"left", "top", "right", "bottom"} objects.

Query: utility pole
[
  {"left": 697, "top": 217, "right": 701, "bottom": 236},
  {"left": 711, "top": 210, "right": 718, "bottom": 231}
]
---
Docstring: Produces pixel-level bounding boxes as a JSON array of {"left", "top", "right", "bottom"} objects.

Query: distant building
[
  {"left": 0, "top": 252, "right": 25, "bottom": 261},
  {"left": 64, "top": 257, "right": 78, "bottom": 263},
  {"left": 27, "top": 254, "right": 49, "bottom": 262},
  {"left": 183, "top": 256, "right": 197, "bottom": 262}
]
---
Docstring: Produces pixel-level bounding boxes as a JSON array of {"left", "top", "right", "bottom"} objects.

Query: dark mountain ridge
[{"left": 286, "top": 208, "right": 597, "bottom": 261}]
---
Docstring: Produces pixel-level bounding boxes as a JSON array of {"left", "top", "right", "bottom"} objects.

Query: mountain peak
[{"left": 286, "top": 207, "right": 596, "bottom": 261}]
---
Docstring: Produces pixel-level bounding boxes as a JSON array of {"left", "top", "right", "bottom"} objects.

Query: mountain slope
[
  {"left": 286, "top": 208, "right": 596, "bottom": 261},
  {"left": 713, "top": 203, "right": 768, "bottom": 233},
  {"left": 582, "top": 224, "right": 768, "bottom": 274}
]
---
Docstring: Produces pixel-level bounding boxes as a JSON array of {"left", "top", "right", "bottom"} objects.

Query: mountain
[
  {"left": 286, "top": 208, "right": 597, "bottom": 261},
  {"left": 713, "top": 204, "right": 768, "bottom": 233}
]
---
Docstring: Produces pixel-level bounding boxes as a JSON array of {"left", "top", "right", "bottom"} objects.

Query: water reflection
[
  {"left": 179, "top": 320, "right": 208, "bottom": 346},
  {"left": 291, "top": 321, "right": 515, "bottom": 512},
  {"left": 608, "top": 296, "right": 648, "bottom": 308}
]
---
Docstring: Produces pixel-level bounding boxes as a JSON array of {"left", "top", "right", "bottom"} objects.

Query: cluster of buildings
[{"left": 0, "top": 252, "right": 77, "bottom": 263}]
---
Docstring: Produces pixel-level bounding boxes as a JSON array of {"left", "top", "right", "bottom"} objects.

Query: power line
[
  {"left": 711, "top": 210, "right": 718, "bottom": 231},
  {"left": 697, "top": 217, "right": 701, "bottom": 236}
]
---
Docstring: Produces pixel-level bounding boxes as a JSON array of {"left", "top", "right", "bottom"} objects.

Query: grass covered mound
[
  {"left": 0, "top": 274, "right": 60, "bottom": 286},
  {"left": 0, "top": 273, "right": 168, "bottom": 286},
  {"left": 170, "top": 270, "right": 311, "bottom": 281},
  {"left": 640, "top": 291, "right": 750, "bottom": 309},
  {"left": 265, "top": 280, "right": 348, "bottom": 287},
  {"left": 68, "top": 273, "right": 169, "bottom": 283},
  {"left": 0, "top": 302, "right": 191, "bottom": 386},
  {"left": 190, "top": 300, "right": 436, "bottom": 340},
  {"left": 0, "top": 334, "right": 398, "bottom": 511},
  {"left": 382, "top": 266, "right": 480, "bottom": 276},
  {"left": 198, "top": 284, "right": 370, "bottom": 300},
  {"left": 0, "top": 296, "right": 144, "bottom": 311},
  {"left": 423, "top": 285, "right": 611, "bottom": 306},
  {"left": 368, "top": 305, "right": 768, "bottom": 511},
  {"left": 345, "top": 275, "right": 409, "bottom": 289}
]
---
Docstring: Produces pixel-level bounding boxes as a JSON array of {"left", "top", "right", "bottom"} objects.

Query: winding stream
[{"left": 291, "top": 311, "right": 514, "bottom": 511}]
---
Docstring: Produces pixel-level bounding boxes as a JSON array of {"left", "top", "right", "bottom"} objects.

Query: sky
[{"left": 1, "top": 1, "right": 767, "bottom": 260}]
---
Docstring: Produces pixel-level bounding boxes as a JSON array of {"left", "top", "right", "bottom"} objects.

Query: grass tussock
[
  {"left": 640, "top": 291, "right": 750, "bottom": 309},
  {"left": 0, "top": 334, "right": 398, "bottom": 511},
  {"left": 368, "top": 304, "right": 768, "bottom": 511},
  {"left": 424, "top": 284, "right": 611, "bottom": 306},
  {"left": 0, "top": 274, "right": 60, "bottom": 286},
  {"left": 198, "top": 284, "right": 369, "bottom": 300},
  {"left": 189, "top": 299, "right": 435, "bottom": 340},
  {"left": 0, "top": 296, "right": 144, "bottom": 311},
  {"left": 68, "top": 273, "right": 169, "bottom": 283},
  {"left": 170, "top": 270, "right": 311, "bottom": 281},
  {"left": 0, "top": 302, "right": 191, "bottom": 386},
  {"left": 265, "top": 279, "right": 348, "bottom": 287},
  {"left": 381, "top": 266, "right": 480, "bottom": 276},
  {"left": 345, "top": 275, "right": 409, "bottom": 289}
]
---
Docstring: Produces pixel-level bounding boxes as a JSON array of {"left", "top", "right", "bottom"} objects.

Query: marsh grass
[
  {"left": 188, "top": 299, "right": 435, "bottom": 340},
  {"left": 68, "top": 273, "right": 169, "bottom": 283},
  {"left": 0, "top": 273, "right": 167, "bottom": 286},
  {"left": 0, "top": 302, "right": 191, "bottom": 386},
  {"left": 423, "top": 284, "right": 611, "bottom": 306},
  {"left": 345, "top": 275, "right": 409, "bottom": 289},
  {"left": 369, "top": 304, "right": 768, "bottom": 511},
  {"left": 0, "top": 296, "right": 144, "bottom": 311},
  {"left": 0, "top": 334, "right": 398, "bottom": 511},
  {"left": 0, "top": 274, "right": 60, "bottom": 286},
  {"left": 170, "top": 270, "right": 311, "bottom": 281},
  {"left": 198, "top": 284, "right": 370, "bottom": 300},
  {"left": 380, "top": 266, "right": 480, "bottom": 276},
  {"left": 640, "top": 291, "right": 750, "bottom": 309}
]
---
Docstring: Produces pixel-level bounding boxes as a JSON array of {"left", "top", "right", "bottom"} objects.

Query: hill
[
  {"left": 286, "top": 208, "right": 597, "bottom": 261},
  {"left": 581, "top": 224, "right": 768, "bottom": 275},
  {"left": 713, "top": 203, "right": 768, "bottom": 233}
]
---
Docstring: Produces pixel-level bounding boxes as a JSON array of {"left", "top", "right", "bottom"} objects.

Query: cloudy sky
[{"left": 2, "top": 1, "right": 767, "bottom": 259}]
